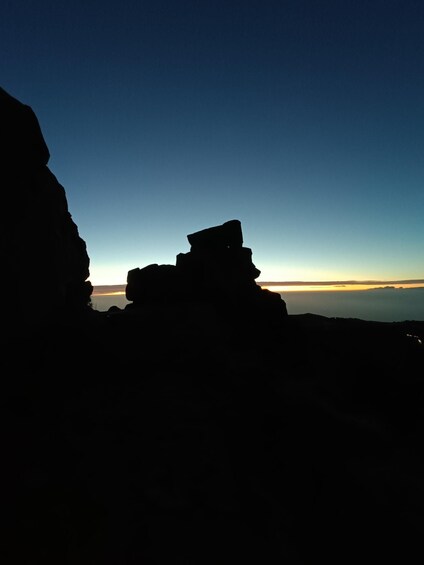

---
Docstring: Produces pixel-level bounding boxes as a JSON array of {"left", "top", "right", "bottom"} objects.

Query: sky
[{"left": 1, "top": 0, "right": 424, "bottom": 287}]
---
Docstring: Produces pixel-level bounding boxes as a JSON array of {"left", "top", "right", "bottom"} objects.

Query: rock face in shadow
[
  {"left": 1, "top": 87, "right": 92, "bottom": 324},
  {"left": 126, "top": 219, "right": 288, "bottom": 328},
  {"left": 5, "top": 307, "right": 424, "bottom": 565}
]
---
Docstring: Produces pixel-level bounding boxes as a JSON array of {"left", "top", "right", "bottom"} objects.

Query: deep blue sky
[{"left": 2, "top": 0, "right": 424, "bottom": 285}]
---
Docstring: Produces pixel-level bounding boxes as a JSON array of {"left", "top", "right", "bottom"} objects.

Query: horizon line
[
  {"left": 259, "top": 279, "right": 424, "bottom": 286},
  {"left": 91, "top": 279, "right": 424, "bottom": 295}
]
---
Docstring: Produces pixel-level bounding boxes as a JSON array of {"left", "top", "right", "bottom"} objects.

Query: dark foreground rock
[
  {"left": 0, "top": 87, "right": 92, "bottom": 326},
  {"left": 3, "top": 309, "right": 424, "bottom": 565}
]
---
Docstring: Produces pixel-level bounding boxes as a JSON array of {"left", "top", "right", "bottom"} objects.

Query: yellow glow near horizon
[
  {"left": 92, "top": 290, "right": 126, "bottom": 296},
  {"left": 260, "top": 283, "right": 424, "bottom": 292}
]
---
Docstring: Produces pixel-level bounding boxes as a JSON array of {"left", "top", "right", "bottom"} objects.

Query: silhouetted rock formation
[
  {"left": 3, "top": 88, "right": 424, "bottom": 565},
  {"left": 126, "top": 219, "right": 287, "bottom": 327},
  {"left": 1, "top": 87, "right": 92, "bottom": 324}
]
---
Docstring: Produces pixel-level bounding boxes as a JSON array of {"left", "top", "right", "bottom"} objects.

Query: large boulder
[
  {"left": 187, "top": 218, "right": 244, "bottom": 250},
  {"left": 1, "top": 87, "right": 92, "bottom": 325}
]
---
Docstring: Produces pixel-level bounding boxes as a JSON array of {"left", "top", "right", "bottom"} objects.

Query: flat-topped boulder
[{"left": 187, "top": 219, "right": 244, "bottom": 250}]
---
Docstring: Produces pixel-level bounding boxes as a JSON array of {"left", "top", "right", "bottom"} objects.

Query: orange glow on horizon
[
  {"left": 91, "top": 282, "right": 424, "bottom": 296},
  {"left": 92, "top": 290, "right": 126, "bottom": 296},
  {"left": 260, "top": 283, "right": 424, "bottom": 292}
]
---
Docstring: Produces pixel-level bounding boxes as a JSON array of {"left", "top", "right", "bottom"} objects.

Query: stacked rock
[
  {"left": 177, "top": 219, "right": 261, "bottom": 298},
  {"left": 126, "top": 220, "right": 287, "bottom": 326}
]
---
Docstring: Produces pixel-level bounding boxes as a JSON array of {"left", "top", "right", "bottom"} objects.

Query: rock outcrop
[
  {"left": 125, "top": 219, "right": 288, "bottom": 327},
  {"left": 1, "top": 87, "right": 92, "bottom": 324}
]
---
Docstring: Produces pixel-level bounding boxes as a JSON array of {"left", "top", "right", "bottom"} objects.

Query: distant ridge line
[{"left": 259, "top": 279, "right": 424, "bottom": 286}]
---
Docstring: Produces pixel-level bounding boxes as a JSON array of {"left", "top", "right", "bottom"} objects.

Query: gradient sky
[{"left": 2, "top": 0, "right": 423, "bottom": 286}]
